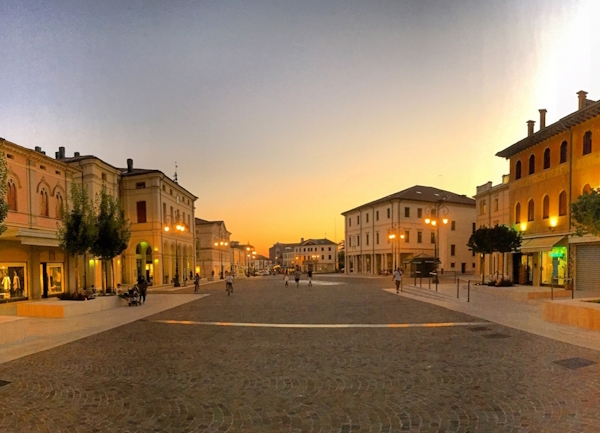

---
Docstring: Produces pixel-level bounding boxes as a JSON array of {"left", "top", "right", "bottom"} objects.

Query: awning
[{"left": 520, "top": 235, "right": 567, "bottom": 253}]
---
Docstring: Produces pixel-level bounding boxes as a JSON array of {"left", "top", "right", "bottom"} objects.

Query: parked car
[{"left": 256, "top": 270, "right": 271, "bottom": 276}]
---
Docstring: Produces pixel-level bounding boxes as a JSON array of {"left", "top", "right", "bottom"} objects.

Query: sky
[{"left": 1, "top": 0, "right": 599, "bottom": 254}]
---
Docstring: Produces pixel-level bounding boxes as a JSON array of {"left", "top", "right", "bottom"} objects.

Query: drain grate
[
  {"left": 554, "top": 357, "right": 596, "bottom": 370},
  {"left": 0, "top": 380, "right": 10, "bottom": 388},
  {"left": 467, "top": 327, "right": 491, "bottom": 332},
  {"left": 483, "top": 333, "right": 511, "bottom": 339}
]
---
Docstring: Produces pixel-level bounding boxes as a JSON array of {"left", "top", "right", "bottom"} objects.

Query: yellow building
[
  {"left": 496, "top": 90, "right": 600, "bottom": 289},
  {"left": 195, "top": 218, "right": 231, "bottom": 279},
  {"left": 0, "top": 140, "right": 79, "bottom": 300}
]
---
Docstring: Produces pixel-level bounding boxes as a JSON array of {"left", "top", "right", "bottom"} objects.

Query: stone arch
[
  {"left": 7, "top": 169, "right": 22, "bottom": 189},
  {"left": 36, "top": 177, "right": 52, "bottom": 195},
  {"left": 51, "top": 183, "right": 66, "bottom": 198}
]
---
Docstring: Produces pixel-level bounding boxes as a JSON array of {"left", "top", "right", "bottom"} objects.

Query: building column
[{"left": 30, "top": 246, "right": 41, "bottom": 300}]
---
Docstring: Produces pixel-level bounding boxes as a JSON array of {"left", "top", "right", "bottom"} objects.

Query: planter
[
  {"left": 17, "top": 295, "right": 127, "bottom": 318},
  {"left": 542, "top": 298, "right": 600, "bottom": 331}
]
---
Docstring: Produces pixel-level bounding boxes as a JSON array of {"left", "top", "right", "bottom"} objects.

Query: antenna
[{"left": 174, "top": 162, "right": 178, "bottom": 183}]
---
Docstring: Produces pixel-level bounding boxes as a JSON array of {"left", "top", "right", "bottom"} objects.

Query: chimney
[
  {"left": 527, "top": 120, "right": 535, "bottom": 137},
  {"left": 59, "top": 146, "right": 65, "bottom": 159},
  {"left": 55, "top": 151, "right": 60, "bottom": 159},
  {"left": 539, "top": 109, "right": 547, "bottom": 129},
  {"left": 34, "top": 146, "right": 42, "bottom": 152},
  {"left": 127, "top": 158, "right": 133, "bottom": 172},
  {"left": 301, "top": 238, "right": 304, "bottom": 243},
  {"left": 578, "top": 90, "right": 588, "bottom": 110},
  {"left": 74, "top": 151, "right": 80, "bottom": 157}
]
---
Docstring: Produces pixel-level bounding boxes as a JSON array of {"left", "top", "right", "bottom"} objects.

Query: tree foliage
[
  {"left": 90, "top": 184, "right": 131, "bottom": 291},
  {"left": 571, "top": 188, "right": 600, "bottom": 237},
  {"left": 57, "top": 182, "right": 96, "bottom": 293},
  {"left": 467, "top": 225, "right": 521, "bottom": 282},
  {"left": 0, "top": 151, "right": 9, "bottom": 235}
]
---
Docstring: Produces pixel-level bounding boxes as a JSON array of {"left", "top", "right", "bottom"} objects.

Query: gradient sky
[{"left": 2, "top": 0, "right": 598, "bottom": 254}]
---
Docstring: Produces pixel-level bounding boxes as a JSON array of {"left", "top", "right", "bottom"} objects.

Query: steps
[{"left": 399, "top": 285, "right": 467, "bottom": 302}]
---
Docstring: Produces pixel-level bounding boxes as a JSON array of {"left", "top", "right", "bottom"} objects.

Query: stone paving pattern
[{"left": 1, "top": 276, "right": 600, "bottom": 432}]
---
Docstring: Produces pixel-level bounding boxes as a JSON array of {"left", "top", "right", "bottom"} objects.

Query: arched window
[
  {"left": 529, "top": 155, "right": 535, "bottom": 175},
  {"left": 543, "top": 148, "right": 550, "bottom": 169},
  {"left": 558, "top": 191, "right": 567, "bottom": 216},
  {"left": 7, "top": 179, "right": 17, "bottom": 211},
  {"left": 542, "top": 195, "right": 549, "bottom": 219},
  {"left": 136, "top": 244, "right": 142, "bottom": 254},
  {"left": 55, "top": 192, "right": 64, "bottom": 219},
  {"left": 560, "top": 141, "right": 568, "bottom": 163},
  {"left": 515, "top": 202, "right": 521, "bottom": 224},
  {"left": 39, "top": 189, "right": 49, "bottom": 217},
  {"left": 583, "top": 131, "right": 592, "bottom": 155},
  {"left": 515, "top": 161, "right": 522, "bottom": 180},
  {"left": 583, "top": 184, "right": 592, "bottom": 194},
  {"left": 527, "top": 199, "right": 534, "bottom": 222}
]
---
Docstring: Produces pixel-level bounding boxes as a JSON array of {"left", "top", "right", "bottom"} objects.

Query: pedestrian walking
[
  {"left": 284, "top": 270, "right": 289, "bottom": 287},
  {"left": 138, "top": 276, "right": 148, "bottom": 304},
  {"left": 225, "top": 272, "right": 234, "bottom": 296},
  {"left": 393, "top": 267, "right": 403, "bottom": 293},
  {"left": 194, "top": 273, "right": 200, "bottom": 293},
  {"left": 308, "top": 269, "right": 313, "bottom": 286},
  {"left": 294, "top": 267, "right": 301, "bottom": 287}
]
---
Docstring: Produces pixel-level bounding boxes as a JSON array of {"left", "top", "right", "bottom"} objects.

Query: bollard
[
  {"left": 457, "top": 279, "right": 460, "bottom": 298},
  {"left": 428, "top": 275, "right": 431, "bottom": 290},
  {"left": 467, "top": 280, "right": 470, "bottom": 302}
]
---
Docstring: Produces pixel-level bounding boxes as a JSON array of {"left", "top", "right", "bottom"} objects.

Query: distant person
[
  {"left": 284, "top": 270, "right": 289, "bottom": 287},
  {"left": 225, "top": 272, "right": 234, "bottom": 295},
  {"left": 194, "top": 273, "right": 200, "bottom": 293},
  {"left": 393, "top": 268, "right": 403, "bottom": 293},
  {"left": 138, "top": 276, "right": 148, "bottom": 304},
  {"left": 308, "top": 269, "right": 313, "bottom": 286},
  {"left": 294, "top": 268, "right": 301, "bottom": 287}
]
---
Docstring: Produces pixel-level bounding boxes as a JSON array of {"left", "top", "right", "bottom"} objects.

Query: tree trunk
[
  {"left": 75, "top": 255, "right": 80, "bottom": 294},
  {"left": 481, "top": 253, "right": 485, "bottom": 284},
  {"left": 111, "top": 258, "right": 116, "bottom": 292},
  {"left": 83, "top": 251, "right": 87, "bottom": 289}
]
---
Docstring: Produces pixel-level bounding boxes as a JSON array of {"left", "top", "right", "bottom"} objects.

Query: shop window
[
  {"left": 515, "top": 161, "right": 522, "bottom": 179},
  {"left": 46, "top": 264, "right": 64, "bottom": 295},
  {"left": 542, "top": 195, "right": 549, "bottom": 219},
  {"left": 560, "top": 141, "right": 568, "bottom": 163},
  {"left": 528, "top": 155, "right": 535, "bottom": 175},
  {"left": 558, "top": 191, "right": 567, "bottom": 216},
  {"left": 583, "top": 131, "right": 592, "bottom": 155},
  {"left": 40, "top": 189, "right": 49, "bottom": 217},
  {"left": 0, "top": 264, "right": 27, "bottom": 300},
  {"left": 515, "top": 203, "right": 521, "bottom": 224},
  {"left": 7, "top": 179, "right": 17, "bottom": 211},
  {"left": 527, "top": 199, "right": 534, "bottom": 222},
  {"left": 543, "top": 148, "right": 550, "bottom": 169}
]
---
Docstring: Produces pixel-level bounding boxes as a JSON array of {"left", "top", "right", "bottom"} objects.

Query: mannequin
[{"left": 2, "top": 273, "right": 10, "bottom": 292}]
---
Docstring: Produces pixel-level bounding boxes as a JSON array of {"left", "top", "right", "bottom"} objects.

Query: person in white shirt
[
  {"left": 393, "top": 268, "right": 403, "bottom": 293},
  {"left": 225, "top": 272, "right": 234, "bottom": 295}
]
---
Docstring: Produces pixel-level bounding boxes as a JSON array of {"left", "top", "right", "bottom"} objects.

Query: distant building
[
  {"left": 270, "top": 239, "right": 338, "bottom": 272},
  {"left": 195, "top": 218, "right": 230, "bottom": 279},
  {"left": 473, "top": 176, "right": 511, "bottom": 280},
  {"left": 342, "top": 185, "right": 476, "bottom": 275}
]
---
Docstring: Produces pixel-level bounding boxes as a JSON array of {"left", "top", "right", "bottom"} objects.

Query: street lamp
[
  {"left": 246, "top": 247, "right": 256, "bottom": 276},
  {"left": 387, "top": 224, "right": 406, "bottom": 271},
  {"left": 164, "top": 217, "right": 186, "bottom": 287},
  {"left": 215, "top": 240, "right": 228, "bottom": 279},
  {"left": 424, "top": 198, "right": 450, "bottom": 281},
  {"left": 388, "top": 233, "right": 396, "bottom": 270}
]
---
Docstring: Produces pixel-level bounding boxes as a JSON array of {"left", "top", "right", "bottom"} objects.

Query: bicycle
[{"left": 226, "top": 282, "right": 233, "bottom": 296}]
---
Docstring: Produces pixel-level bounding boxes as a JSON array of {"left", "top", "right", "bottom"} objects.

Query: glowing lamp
[
  {"left": 425, "top": 218, "right": 431, "bottom": 224},
  {"left": 442, "top": 218, "right": 448, "bottom": 224},
  {"left": 520, "top": 222, "right": 527, "bottom": 231},
  {"left": 550, "top": 217, "right": 558, "bottom": 228}
]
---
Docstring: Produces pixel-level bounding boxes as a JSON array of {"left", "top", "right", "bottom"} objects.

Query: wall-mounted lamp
[
  {"left": 520, "top": 222, "right": 527, "bottom": 231},
  {"left": 549, "top": 217, "right": 558, "bottom": 231}
]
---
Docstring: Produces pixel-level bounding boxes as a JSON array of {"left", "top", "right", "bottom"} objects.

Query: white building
[{"left": 342, "top": 185, "right": 476, "bottom": 276}]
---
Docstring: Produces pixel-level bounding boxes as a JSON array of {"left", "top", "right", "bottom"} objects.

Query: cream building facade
[
  {"left": 342, "top": 186, "right": 476, "bottom": 276},
  {"left": 195, "top": 218, "right": 231, "bottom": 279},
  {"left": 473, "top": 175, "right": 512, "bottom": 281}
]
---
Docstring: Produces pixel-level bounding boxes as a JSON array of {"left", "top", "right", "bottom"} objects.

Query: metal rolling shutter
[{"left": 576, "top": 244, "right": 600, "bottom": 291}]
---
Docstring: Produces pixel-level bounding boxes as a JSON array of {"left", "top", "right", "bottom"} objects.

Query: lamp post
[
  {"left": 387, "top": 224, "right": 406, "bottom": 272},
  {"left": 164, "top": 217, "right": 186, "bottom": 287},
  {"left": 424, "top": 198, "right": 449, "bottom": 282},
  {"left": 246, "top": 247, "right": 256, "bottom": 276},
  {"left": 215, "top": 240, "right": 228, "bottom": 279},
  {"left": 388, "top": 233, "right": 396, "bottom": 270}
]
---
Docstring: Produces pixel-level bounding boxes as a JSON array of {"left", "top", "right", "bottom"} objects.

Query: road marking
[{"left": 147, "top": 320, "right": 490, "bottom": 328}]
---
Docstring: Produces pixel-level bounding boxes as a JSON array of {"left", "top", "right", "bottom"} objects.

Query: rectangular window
[
  {"left": 366, "top": 233, "right": 369, "bottom": 246},
  {"left": 321, "top": 255, "right": 324, "bottom": 260},
  {"left": 366, "top": 213, "right": 369, "bottom": 223},
  {"left": 451, "top": 245, "right": 456, "bottom": 256},
  {"left": 321, "top": 247, "right": 324, "bottom": 251},
  {"left": 387, "top": 208, "right": 390, "bottom": 218},
  {"left": 170, "top": 206, "right": 173, "bottom": 218},
  {"left": 328, "top": 247, "right": 331, "bottom": 251},
  {"left": 451, "top": 221, "right": 456, "bottom": 231},
  {"left": 472, "top": 222, "right": 476, "bottom": 233},
  {"left": 102, "top": 173, "right": 107, "bottom": 181},
  {"left": 162, "top": 185, "right": 166, "bottom": 191},
  {"left": 417, "top": 231, "right": 422, "bottom": 243},
  {"left": 376, "top": 211, "right": 379, "bottom": 221},
  {"left": 357, "top": 235, "right": 360, "bottom": 246},
  {"left": 417, "top": 208, "right": 422, "bottom": 218},
  {"left": 349, "top": 237, "right": 352, "bottom": 247},
  {"left": 136, "top": 182, "right": 145, "bottom": 189},
  {"left": 494, "top": 198, "right": 499, "bottom": 212},
  {"left": 357, "top": 216, "right": 360, "bottom": 224},
  {"left": 431, "top": 232, "right": 435, "bottom": 243},
  {"left": 328, "top": 255, "right": 332, "bottom": 260},
  {"left": 376, "top": 232, "right": 379, "bottom": 244},
  {"left": 481, "top": 200, "right": 487, "bottom": 215},
  {"left": 163, "top": 203, "right": 166, "bottom": 222},
  {"left": 405, "top": 207, "right": 410, "bottom": 217},
  {"left": 450, "top": 263, "right": 455, "bottom": 268},
  {"left": 136, "top": 201, "right": 147, "bottom": 223},
  {"left": 349, "top": 218, "right": 351, "bottom": 227}
]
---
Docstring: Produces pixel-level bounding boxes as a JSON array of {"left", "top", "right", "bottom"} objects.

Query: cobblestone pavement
[{"left": 1, "top": 276, "right": 600, "bottom": 432}]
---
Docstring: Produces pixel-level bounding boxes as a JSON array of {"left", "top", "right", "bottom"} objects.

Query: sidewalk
[
  {"left": 0, "top": 294, "right": 207, "bottom": 365},
  {"left": 391, "top": 281, "right": 600, "bottom": 352}
]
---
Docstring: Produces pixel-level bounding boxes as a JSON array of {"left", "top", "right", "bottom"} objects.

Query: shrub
[
  {"left": 486, "top": 278, "right": 513, "bottom": 287},
  {"left": 58, "top": 292, "right": 88, "bottom": 301}
]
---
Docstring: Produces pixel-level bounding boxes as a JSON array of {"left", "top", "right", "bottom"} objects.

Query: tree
[
  {"left": 0, "top": 151, "right": 9, "bottom": 235},
  {"left": 467, "top": 227, "right": 495, "bottom": 283},
  {"left": 90, "top": 184, "right": 131, "bottom": 293},
  {"left": 571, "top": 188, "right": 600, "bottom": 237},
  {"left": 491, "top": 225, "right": 521, "bottom": 278},
  {"left": 338, "top": 250, "right": 345, "bottom": 271},
  {"left": 58, "top": 182, "right": 96, "bottom": 293}
]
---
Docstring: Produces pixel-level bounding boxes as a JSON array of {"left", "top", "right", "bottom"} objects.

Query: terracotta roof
[
  {"left": 342, "top": 185, "right": 475, "bottom": 215},
  {"left": 496, "top": 98, "right": 600, "bottom": 159}
]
